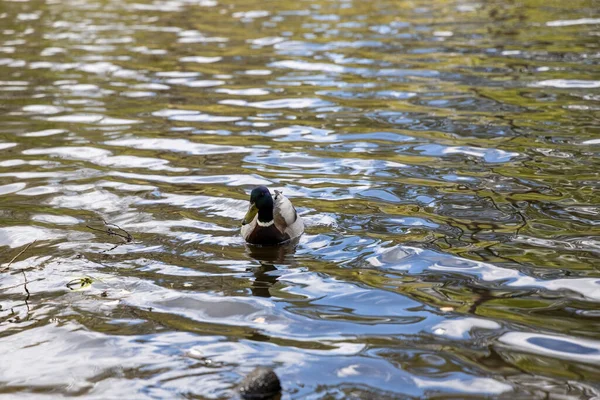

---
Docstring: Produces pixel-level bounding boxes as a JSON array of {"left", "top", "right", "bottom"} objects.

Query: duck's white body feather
[
  {"left": 273, "top": 190, "right": 304, "bottom": 239},
  {"left": 241, "top": 190, "right": 304, "bottom": 244}
]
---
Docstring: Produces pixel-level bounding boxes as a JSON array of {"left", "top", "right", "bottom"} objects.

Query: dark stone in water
[{"left": 238, "top": 367, "right": 281, "bottom": 400}]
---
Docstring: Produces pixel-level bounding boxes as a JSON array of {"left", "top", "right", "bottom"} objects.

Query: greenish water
[{"left": 0, "top": 0, "right": 599, "bottom": 398}]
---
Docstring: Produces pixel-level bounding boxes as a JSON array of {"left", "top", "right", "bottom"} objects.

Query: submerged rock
[{"left": 238, "top": 367, "right": 281, "bottom": 400}]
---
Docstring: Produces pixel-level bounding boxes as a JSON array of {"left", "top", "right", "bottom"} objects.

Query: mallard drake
[{"left": 241, "top": 186, "right": 304, "bottom": 245}]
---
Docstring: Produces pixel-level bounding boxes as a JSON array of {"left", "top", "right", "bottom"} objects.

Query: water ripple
[
  {"left": 105, "top": 138, "right": 251, "bottom": 155},
  {"left": 1, "top": 0, "right": 598, "bottom": 397},
  {"left": 220, "top": 98, "right": 334, "bottom": 109}
]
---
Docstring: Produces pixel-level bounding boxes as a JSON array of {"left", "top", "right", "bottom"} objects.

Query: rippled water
[{"left": 1, "top": 0, "right": 599, "bottom": 398}]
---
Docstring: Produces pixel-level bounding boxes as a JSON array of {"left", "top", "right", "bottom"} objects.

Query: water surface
[{"left": 1, "top": 0, "right": 599, "bottom": 398}]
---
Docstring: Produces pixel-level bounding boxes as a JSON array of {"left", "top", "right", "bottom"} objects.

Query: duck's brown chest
[{"left": 246, "top": 224, "right": 289, "bottom": 245}]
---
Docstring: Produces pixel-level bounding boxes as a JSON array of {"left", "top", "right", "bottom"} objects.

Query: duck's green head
[{"left": 243, "top": 186, "right": 274, "bottom": 225}]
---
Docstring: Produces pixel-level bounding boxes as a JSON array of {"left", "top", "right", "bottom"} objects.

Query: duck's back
[{"left": 273, "top": 191, "right": 304, "bottom": 240}]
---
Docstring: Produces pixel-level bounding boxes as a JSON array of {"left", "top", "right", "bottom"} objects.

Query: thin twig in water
[
  {"left": 102, "top": 219, "right": 133, "bottom": 240},
  {"left": 86, "top": 219, "right": 133, "bottom": 243},
  {"left": 21, "top": 269, "right": 30, "bottom": 312},
  {"left": 0, "top": 241, "right": 36, "bottom": 273},
  {"left": 102, "top": 219, "right": 133, "bottom": 242},
  {"left": 0, "top": 278, "right": 44, "bottom": 292},
  {"left": 99, "top": 242, "right": 122, "bottom": 254},
  {"left": 86, "top": 225, "right": 133, "bottom": 242}
]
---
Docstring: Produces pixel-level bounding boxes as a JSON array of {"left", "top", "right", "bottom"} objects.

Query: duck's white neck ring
[{"left": 257, "top": 220, "right": 274, "bottom": 227}]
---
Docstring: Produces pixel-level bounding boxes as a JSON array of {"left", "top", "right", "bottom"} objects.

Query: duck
[{"left": 241, "top": 186, "right": 304, "bottom": 245}]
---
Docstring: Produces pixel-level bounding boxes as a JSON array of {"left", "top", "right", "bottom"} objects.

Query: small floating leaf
[{"left": 66, "top": 276, "right": 94, "bottom": 291}]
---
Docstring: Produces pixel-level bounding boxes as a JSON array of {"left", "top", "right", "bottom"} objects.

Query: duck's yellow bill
[{"left": 242, "top": 204, "right": 258, "bottom": 225}]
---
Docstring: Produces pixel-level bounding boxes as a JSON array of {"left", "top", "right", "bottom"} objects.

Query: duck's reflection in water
[{"left": 245, "top": 238, "right": 300, "bottom": 298}]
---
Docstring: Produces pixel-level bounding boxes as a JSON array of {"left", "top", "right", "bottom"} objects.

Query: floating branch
[
  {"left": 0, "top": 240, "right": 36, "bottom": 273},
  {"left": 0, "top": 278, "right": 44, "bottom": 292},
  {"left": 86, "top": 219, "right": 133, "bottom": 243},
  {"left": 86, "top": 219, "right": 133, "bottom": 253},
  {"left": 0, "top": 240, "right": 38, "bottom": 318},
  {"left": 21, "top": 269, "right": 30, "bottom": 312}
]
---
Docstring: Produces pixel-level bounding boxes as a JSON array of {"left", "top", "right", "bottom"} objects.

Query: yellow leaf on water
[{"left": 66, "top": 277, "right": 94, "bottom": 291}]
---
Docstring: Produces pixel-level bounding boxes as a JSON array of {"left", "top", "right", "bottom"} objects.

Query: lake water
[{"left": 0, "top": 0, "right": 599, "bottom": 398}]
